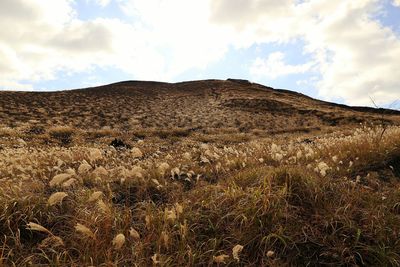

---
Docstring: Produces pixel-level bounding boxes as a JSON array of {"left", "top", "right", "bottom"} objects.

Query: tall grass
[{"left": 1, "top": 125, "right": 400, "bottom": 265}]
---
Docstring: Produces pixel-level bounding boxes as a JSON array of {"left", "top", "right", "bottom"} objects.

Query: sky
[{"left": 0, "top": 0, "right": 400, "bottom": 107}]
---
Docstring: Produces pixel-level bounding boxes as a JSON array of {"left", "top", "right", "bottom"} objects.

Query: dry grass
[
  {"left": 1, "top": 80, "right": 400, "bottom": 265},
  {"left": 0, "top": 80, "right": 398, "bottom": 134},
  {"left": 1, "top": 124, "right": 400, "bottom": 266}
]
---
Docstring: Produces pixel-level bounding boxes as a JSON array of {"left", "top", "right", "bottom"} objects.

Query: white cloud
[
  {"left": 0, "top": 0, "right": 399, "bottom": 106},
  {"left": 89, "top": 0, "right": 112, "bottom": 7},
  {"left": 118, "top": 0, "right": 233, "bottom": 78},
  {"left": 0, "top": 0, "right": 235, "bottom": 89},
  {"left": 211, "top": 0, "right": 400, "bottom": 106},
  {"left": 250, "top": 52, "right": 313, "bottom": 80},
  {"left": 0, "top": 0, "right": 169, "bottom": 88},
  {"left": 300, "top": 1, "right": 400, "bottom": 106},
  {"left": 209, "top": 0, "right": 301, "bottom": 44},
  {"left": 393, "top": 0, "right": 400, "bottom": 7}
]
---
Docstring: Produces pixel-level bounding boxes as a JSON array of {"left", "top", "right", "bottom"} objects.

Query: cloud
[
  {"left": 300, "top": 1, "right": 400, "bottom": 106},
  {"left": 209, "top": 0, "right": 308, "bottom": 45},
  {"left": 118, "top": 0, "right": 233, "bottom": 78},
  {"left": 210, "top": 0, "right": 292, "bottom": 28},
  {"left": 250, "top": 52, "right": 313, "bottom": 80},
  {"left": 0, "top": 0, "right": 399, "bottom": 106},
  {"left": 211, "top": 0, "right": 400, "bottom": 106},
  {"left": 393, "top": 0, "right": 400, "bottom": 7},
  {"left": 0, "top": 0, "right": 234, "bottom": 89},
  {"left": 0, "top": 0, "right": 77, "bottom": 86},
  {"left": 89, "top": 0, "right": 112, "bottom": 7},
  {"left": 0, "top": 0, "right": 168, "bottom": 88}
]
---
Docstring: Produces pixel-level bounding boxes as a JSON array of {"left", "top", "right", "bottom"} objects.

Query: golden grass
[{"left": 0, "top": 125, "right": 400, "bottom": 266}]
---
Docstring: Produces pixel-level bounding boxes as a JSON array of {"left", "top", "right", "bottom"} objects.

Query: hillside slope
[
  {"left": 1, "top": 80, "right": 400, "bottom": 266},
  {"left": 1, "top": 79, "right": 399, "bottom": 133}
]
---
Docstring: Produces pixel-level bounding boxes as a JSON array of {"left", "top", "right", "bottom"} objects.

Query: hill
[
  {"left": 0, "top": 79, "right": 399, "bottom": 135},
  {"left": 1, "top": 79, "right": 400, "bottom": 266}
]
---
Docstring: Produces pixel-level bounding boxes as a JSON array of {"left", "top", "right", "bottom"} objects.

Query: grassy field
[
  {"left": 1, "top": 123, "right": 400, "bottom": 266},
  {"left": 1, "top": 80, "right": 400, "bottom": 266}
]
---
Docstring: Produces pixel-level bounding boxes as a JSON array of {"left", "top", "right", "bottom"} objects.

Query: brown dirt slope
[{"left": 0, "top": 79, "right": 399, "bottom": 132}]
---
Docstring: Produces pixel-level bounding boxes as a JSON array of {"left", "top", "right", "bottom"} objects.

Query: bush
[
  {"left": 48, "top": 126, "right": 75, "bottom": 145},
  {"left": 155, "top": 128, "right": 191, "bottom": 139}
]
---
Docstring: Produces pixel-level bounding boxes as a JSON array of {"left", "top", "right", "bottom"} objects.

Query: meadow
[{"left": 1, "top": 123, "right": 400, "bottom": 266}]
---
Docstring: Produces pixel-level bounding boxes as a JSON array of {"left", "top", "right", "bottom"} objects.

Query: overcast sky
[{"left": 0, "top": 0, "right": 399, "bottom": 106}]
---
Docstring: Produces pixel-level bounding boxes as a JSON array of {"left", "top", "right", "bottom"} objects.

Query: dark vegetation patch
[
  {"left": 109, "top": 138, "right": 131, "bottom": 149},
  {"left": 155, "top": 128, "right": 191, "bottom": 139},
  {"left": 48, "top": 127, "right": 74, "bottom": 146},
  {"left": 25, "top": 126, "right": 46, "bottom": 135}
]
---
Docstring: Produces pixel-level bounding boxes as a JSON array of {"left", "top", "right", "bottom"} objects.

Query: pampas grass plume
[
  {"left": 97, "top": 199, "right": 111, "bottom": 214},
  {"left": 75, "top": 223, "right": 95, "bottom": 239},
  {"left": 131, "top": 147, "right": 143, "bottom": 158},
  {"left": 151, "top": 254, "right": 160, "bottom": 264},
  {"left": 112, "top": 233, "right": 126, "bottom": 250},
  {"left": 232, "top": 244, "right": 244, "bottom": 262},
  {"left": 39, "top": 235, "right": 65, "bottom": 248},
  {"left": 175, "top": 203, "right": 183, "bottom": 215},
  {"left": 48, "top": 192, "right": 68, "bottom": 206},
  {"left": 157, "top": 162, "right": 170, "bottom": 176},
  {"left": 78, "top": 161, "right": 92, "bottom": 174},
  {"left": 26, "top": 222, "right": 52, "bottom": 235},
  {"left": 129, "top": 227, "right": 140, "bottom": 240},
  {"left": 50, "top": 173, "right": 71, "bottom": 187},
  {"left": 88, "top": 191, "right": 103, "bottom": 202},
  {"left": 89, "top": 148, "right": 103, "bottom": 162},
  {"left": 62, "top": 178, "right": 77, "bottom": 188},
  {"left": 213, "top": 254, "right": 229, "bottom": 263}
]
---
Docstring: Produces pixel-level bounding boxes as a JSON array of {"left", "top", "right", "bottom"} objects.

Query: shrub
[
  {"left": 155, "top": 128, "right": 191, "bottom": 139},
  {"left": 48, "top": 126, "right": 75, "bottom": 145},
  {"left": 0, "top": 127, "right": 16, "bottom": 137}
]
